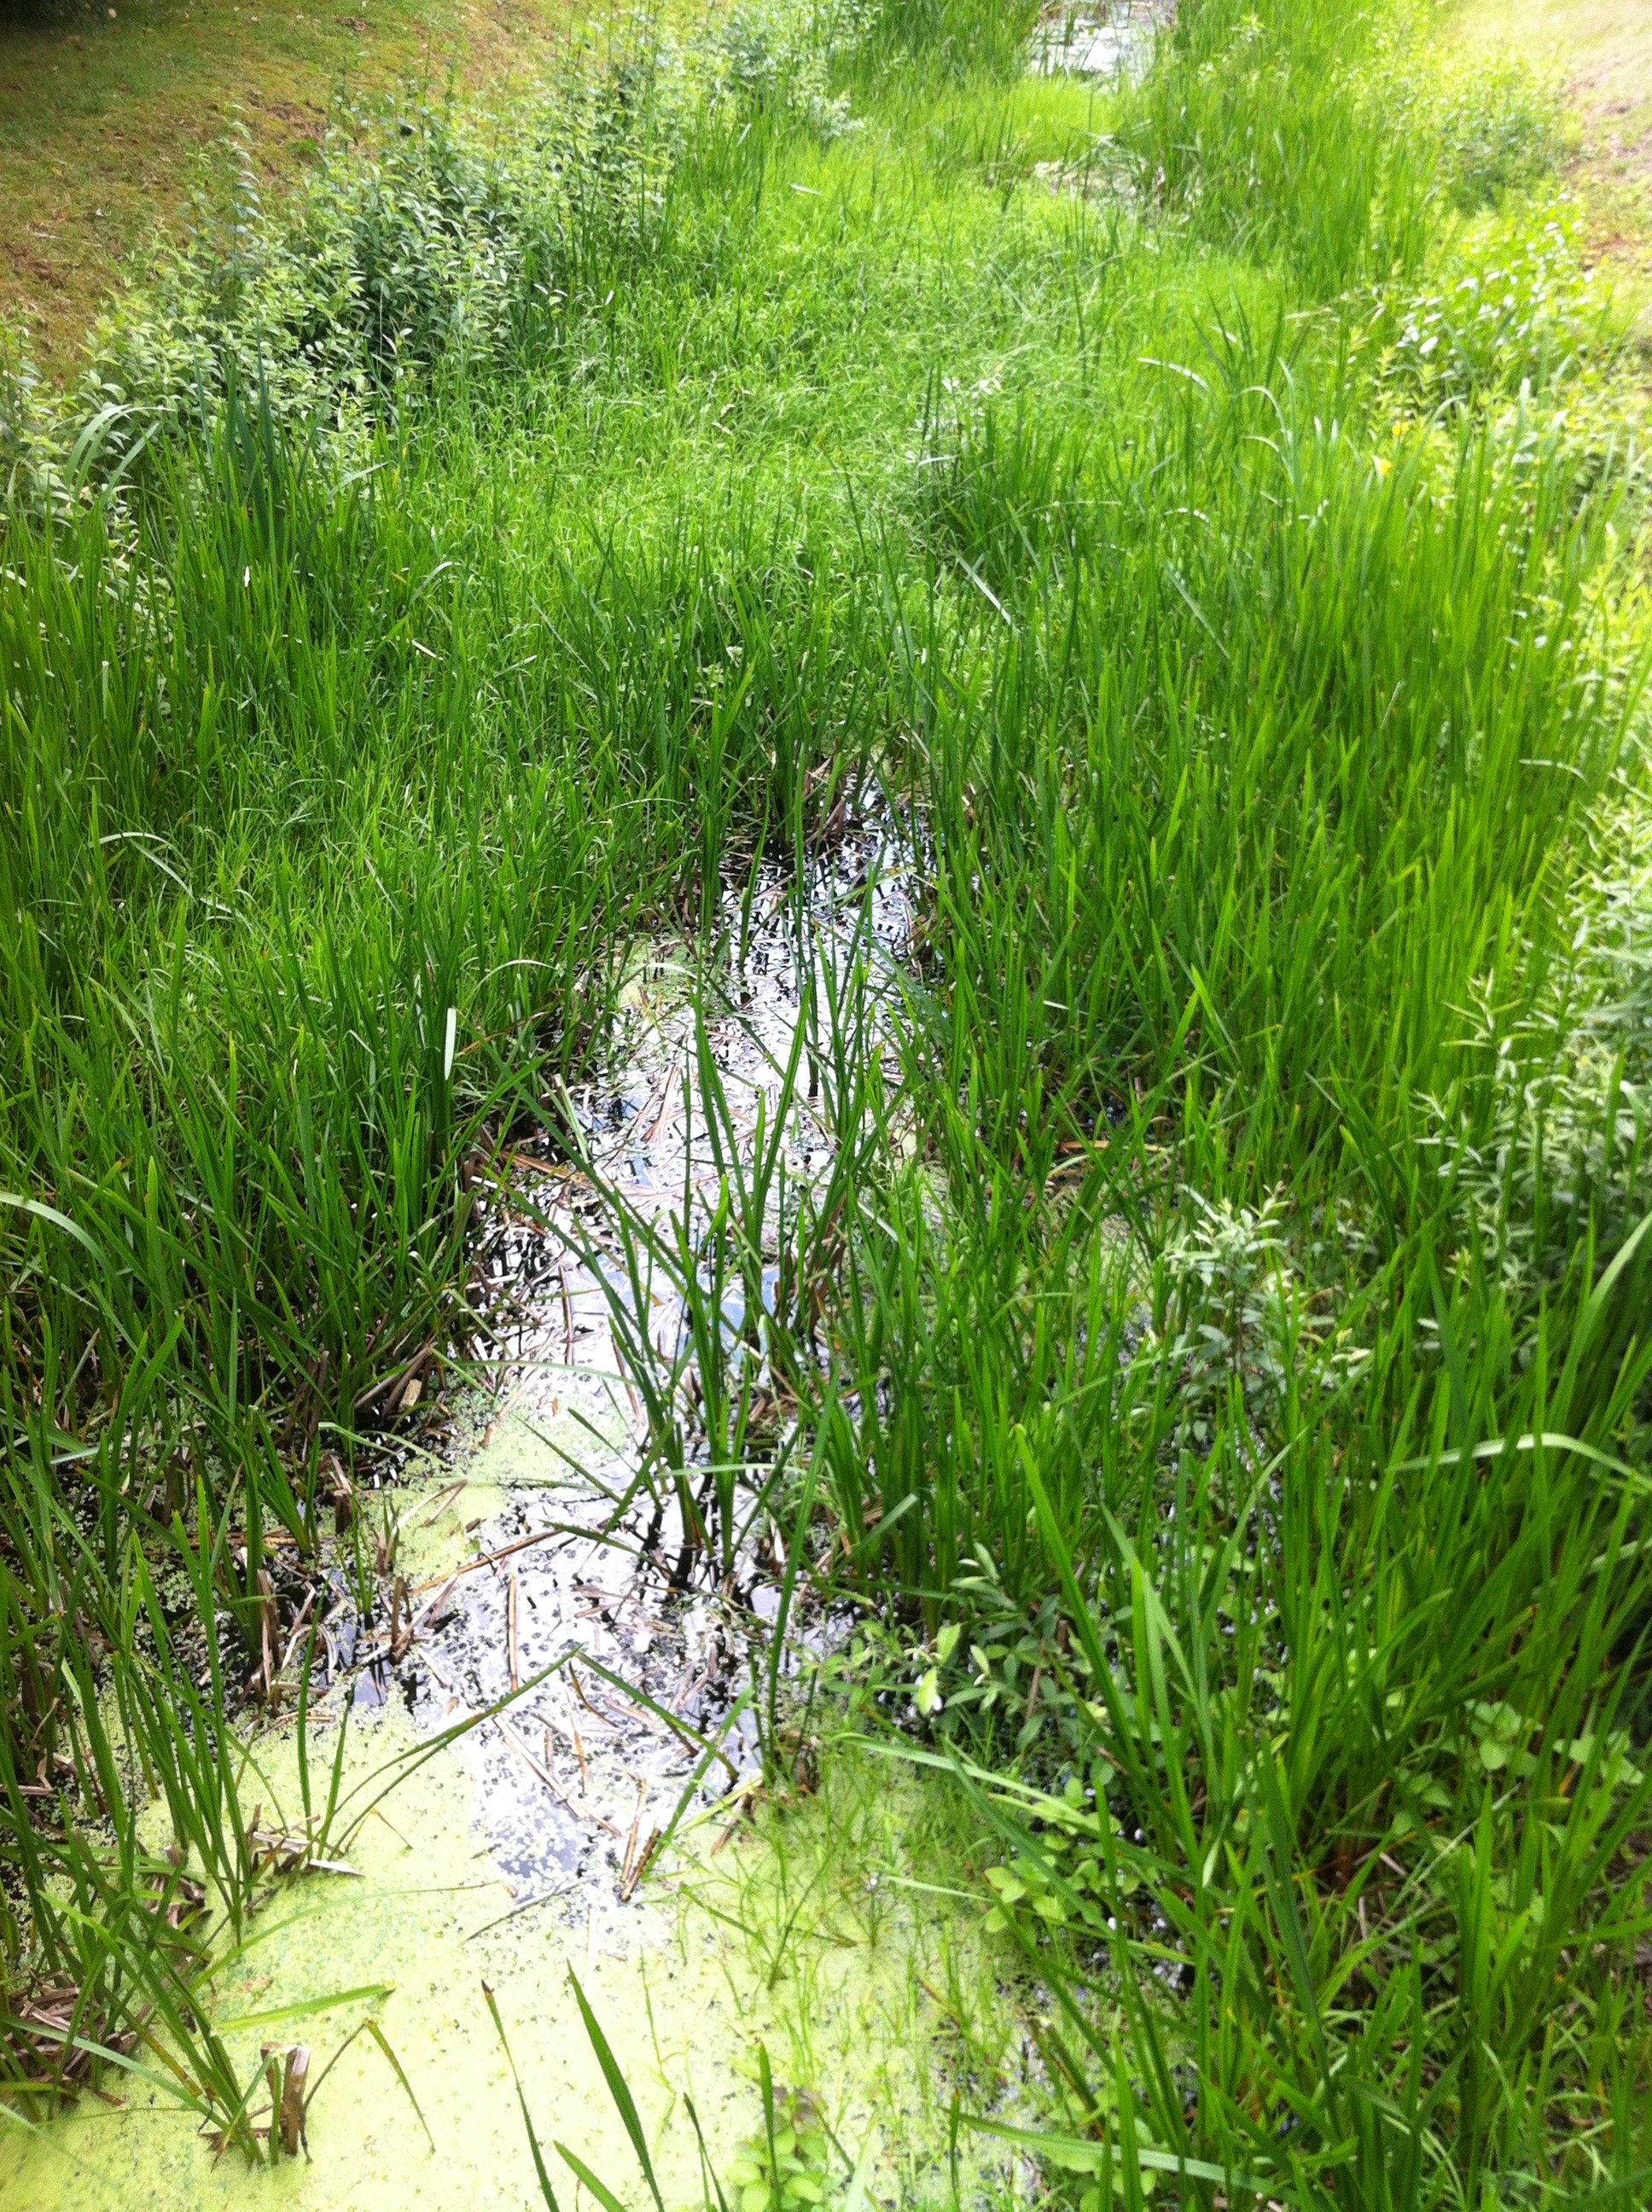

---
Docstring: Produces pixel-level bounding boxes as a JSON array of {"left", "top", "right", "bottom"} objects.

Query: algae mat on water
[{"left": 0, "top": 1439, "right": 996, "bottom": 2209}]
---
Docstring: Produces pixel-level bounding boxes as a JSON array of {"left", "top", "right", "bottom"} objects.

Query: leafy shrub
[
  {"left": 1432, "top": 52, "right": 1566, "bottom": 212},
  {"left": 3, "top": 58, "right": 679, "bottom": 510},
  {"left": 703, "top": 0, "right": 870, "bottom": 136},
  {"left": 2, "top": 4, "right": 877, "bottom": 515},
  {"left": 1354, "top": 206, "right": 1649, "bottom": 527}
]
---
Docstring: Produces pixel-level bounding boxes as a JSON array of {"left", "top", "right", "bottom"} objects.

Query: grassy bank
[
  {"left": 1446, "top": 0, "right": 1652, "bottom": 304},
  {"left": 3, "top": 0, "right": 1650, "bottom": 2203},
  {"left": 0, "top": 0, "right": 576, "bottom": 381}
]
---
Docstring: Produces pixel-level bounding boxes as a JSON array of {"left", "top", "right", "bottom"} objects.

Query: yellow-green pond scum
[{"left": 1, "top": 1430, "right": 1001, "bottom": 2209}]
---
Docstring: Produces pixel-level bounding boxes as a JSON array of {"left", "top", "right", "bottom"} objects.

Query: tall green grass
[
  {"left": 1115, "top": 0, "right": 1435, "bottom": 292},
  {"left": 3, "top": 0, "right": 1649, "bottom": 2199}
]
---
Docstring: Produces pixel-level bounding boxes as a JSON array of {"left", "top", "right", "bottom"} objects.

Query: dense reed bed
[{"left": 2, "top": 0, "right": 1649, "bottom": 2202}]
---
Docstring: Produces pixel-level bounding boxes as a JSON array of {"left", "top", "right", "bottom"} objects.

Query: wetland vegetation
[{"left": 2, "top": 0, "right": 1650, "bottom": 2205}]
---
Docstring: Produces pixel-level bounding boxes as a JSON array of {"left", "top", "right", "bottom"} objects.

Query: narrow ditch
[{"left": 391, "top": 816, "right": 917, "bottom": 1928}]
